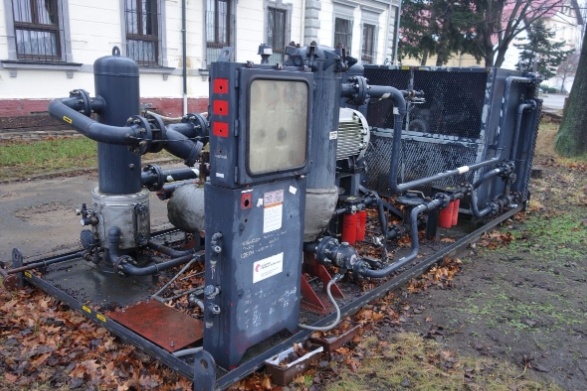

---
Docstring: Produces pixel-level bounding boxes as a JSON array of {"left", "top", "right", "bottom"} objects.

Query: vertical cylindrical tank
[
  {"left": 94, "top": 47, "right": 141, "bottom": 195},
  {"left": 289, "top": 45, "right": 343, "bottom": 241},
  {"left": 306, "top": 51, "right": 341, "bottom": 190}
]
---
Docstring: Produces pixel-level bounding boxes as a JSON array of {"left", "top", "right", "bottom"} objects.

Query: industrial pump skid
[{"left": 0, "top": 44, "right": 541, "bottom": 390}]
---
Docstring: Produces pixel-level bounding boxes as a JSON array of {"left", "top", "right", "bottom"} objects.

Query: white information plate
[{"left": 253, "top": 252, "right": 284, "bottom": 283}]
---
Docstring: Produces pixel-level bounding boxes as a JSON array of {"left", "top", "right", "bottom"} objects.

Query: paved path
[
  {"left": 0, "top": 173, "right": 171, "bottom": 262},
  {"left": 540, "top": 93, "right": 567, "bottom": 112}
]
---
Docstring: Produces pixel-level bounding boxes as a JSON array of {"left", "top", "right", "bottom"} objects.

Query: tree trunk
[
  {"left": 555, "top": 31, "right": 587, "bottom": 156},
  {"left": 482, "top": 35, "right": 493, "bottom": 67},
  {"left": 421, "top": 49, "right": 429, "bottom": 66}
]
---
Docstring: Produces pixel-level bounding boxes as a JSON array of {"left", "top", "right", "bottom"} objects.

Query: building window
[
  {"left": 125, "top": 0, "right": 160, "bottom": 66},
  {"left": 265, "top": 1, "right": 291, "bottom": 65},
  {"left": 361, "top": 23, "right": 376, "bottom": 64},
  {"left": 334, "top": 17, "right": 352, "bottom": 52},
  {"left": 11, "top": 0, "right": 61, "bottom": 62},
  {"left": 206, "top": 0, "right": 232, "bottom": 67},
  {"left": 268, "top": 8, "right": 286, "bottom": 56}
]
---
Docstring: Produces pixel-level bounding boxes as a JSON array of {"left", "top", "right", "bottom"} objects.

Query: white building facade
[{"left": 0, "top": 0, "right": 400, "bottom": 118}]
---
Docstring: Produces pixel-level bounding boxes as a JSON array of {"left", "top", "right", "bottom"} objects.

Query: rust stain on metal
[{"left": 107, "top": 300, "right": 203, "bottom": 352}]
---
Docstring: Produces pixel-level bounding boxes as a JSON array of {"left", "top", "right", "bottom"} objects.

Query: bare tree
[
  {"left": 476, "top": 0, "right": 567, "bottom": 67},
  {"left": 399, "top": 0, "right": 578, "bottom": 68}
]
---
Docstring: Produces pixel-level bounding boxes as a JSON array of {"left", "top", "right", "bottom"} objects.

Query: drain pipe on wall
[
  {"left": 392, "top": 0, "right": 402, "bottom": 65},
  {"left": 182, "top": 0, "right": 188, "bottom": 115}
]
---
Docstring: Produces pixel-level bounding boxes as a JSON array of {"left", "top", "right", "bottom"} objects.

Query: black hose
[
  {"left": 118, "top": 253, "right": 201, "bottom": 277},
  {"left": 380, "top": 199, "right": 403, "bottom": 219},
  {"left": 147, "top": 241, "right": 195, "bottom": 258},
  {"left": 108, "top": 227, "right": 203, "bottom": 277}
]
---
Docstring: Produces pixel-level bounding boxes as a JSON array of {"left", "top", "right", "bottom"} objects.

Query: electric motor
[{"left": 336, "top": 108, "right": 370, "bottom": 161}]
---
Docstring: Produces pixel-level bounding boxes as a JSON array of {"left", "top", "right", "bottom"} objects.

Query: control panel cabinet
[
  {"left": 203, "top": 178, "right": 306, "bottom": 368},
  {"left": 204, "top": 61, "right": 312, "bottom": 368},
  {"left": 209, "top": 62, "right": 312, "bottom": 188}
]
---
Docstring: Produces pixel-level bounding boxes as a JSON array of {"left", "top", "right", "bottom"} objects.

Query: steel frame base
[{"left": 14, "top": 206, "right": 521, "bottom": 390}]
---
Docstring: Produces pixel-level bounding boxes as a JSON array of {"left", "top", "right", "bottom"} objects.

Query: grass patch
[
  {"left": 324, "top": 333, "right": 561, "bottom": 391},
  {"left": 535, "top": 121, "right": 587, "bottom": 162},
  {"left": 461, "top": 289, "right": 585, "bottom": 331},
  {"left": 517, "top": 212, "right": 586, "bottom": 242},
  {"left": 0, "top": 120, "right": 579, "bottom": 181},
  {"left": 0, "top": 138, "right": 177, "bottom": 180},
  {"left": 0, "top": 138, "right": 97, "bottom": 179}
]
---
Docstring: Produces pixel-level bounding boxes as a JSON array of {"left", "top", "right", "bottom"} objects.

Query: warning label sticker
[
  {"left": 263, "top": 189, "right": 284, "bottom": 233},
  {"left": 263, "top": 203, "right": 283, "bottom": 233},
  {"left": 253, "top": 253, "right": 283, "bottom": 283},
  {"left": 264, "top": 189, "right": 284, "bottom": 206}
]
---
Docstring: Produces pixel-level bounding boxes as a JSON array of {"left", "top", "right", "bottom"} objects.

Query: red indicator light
[
  {"left": 213, "top": 100, "right": 229, "bottom": 116},
  {"left": 213, "top": 78, "right": 228, "bottom": 94},
  {"left": 213, "top": 122, "right": 229, "bottom": 138},
  {"left": 241, "top": 193, "right": 252, "bottom": 209}
]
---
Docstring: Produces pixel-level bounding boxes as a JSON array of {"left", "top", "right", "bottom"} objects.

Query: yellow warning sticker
[
  {"left": 62, "top": 116, "right": 73, "bottom": 124},
  {"left": 96, "top": 314, "right": 107, "bottom": 323},
  {"left": 24, "top": 271, "right": 32, "bottom": 278},
  {"left": 82, "top": 305, "right": 92, "bottom": 314}
]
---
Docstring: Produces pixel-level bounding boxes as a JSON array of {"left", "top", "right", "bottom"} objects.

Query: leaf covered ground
[{"left": 1, "top": 121, "right": 585, "bottom": 390}]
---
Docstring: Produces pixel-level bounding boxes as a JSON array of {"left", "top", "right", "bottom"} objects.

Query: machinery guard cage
[{"left": 362, "top": 66, "right": 540, "bottom": 208}]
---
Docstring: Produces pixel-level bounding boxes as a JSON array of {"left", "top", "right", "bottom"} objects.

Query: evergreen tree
[
  {"left": 399, "top": 0, "right": 437, "bottom": 65},
  {"left": 398, "top": 0, "right": 575, "bottom": 68},
  {"left": 399, "top": 0, "right": 482, "bottom": 66},
  {"left": 515, "top": 20, "right": 574, "bottom": 80}
]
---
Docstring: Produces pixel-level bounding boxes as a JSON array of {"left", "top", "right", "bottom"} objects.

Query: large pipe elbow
[
  {"left": 365, "top": 85, "right": 407, "bottom": 115},
  {"left": 163, "top": 128, "right": 203, "bottom": 167},
  {"left": 48, "top": 98, "right": 141, "bottom": 145}
]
